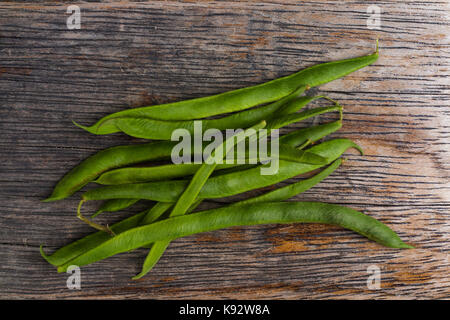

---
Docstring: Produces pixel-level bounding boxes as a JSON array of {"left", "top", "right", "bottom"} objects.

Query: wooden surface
[{"left": 0, "top": 1, "right": 449, "bottom": 299}]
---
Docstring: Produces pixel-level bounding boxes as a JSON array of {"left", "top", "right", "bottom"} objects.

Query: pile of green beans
[{"left": 41, "top": 43, "right": 413, "bottom": 279}]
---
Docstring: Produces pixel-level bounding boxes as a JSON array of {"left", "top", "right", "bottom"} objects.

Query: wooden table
[{"left": 1, "top": 1, "right": 448, "bottom": 299}]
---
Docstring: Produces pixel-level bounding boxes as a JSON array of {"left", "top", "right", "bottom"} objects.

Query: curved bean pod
[
  {"left": 93, "top": 96, "right": 338, "bottom": 141},
  {"left": 45, "top": 105, "right": 339, "bottom": 201},
  {"left": 81, "top": 86, "right": 308, "bottom": 139},
  {"left": 266, "top": 105, "right": 342, "bottom": 130},
  {"left": 170, "top": 121, "right": 266, "bottom": 220},
  {"left": 279, "top": 120, "right": 342, "bottom": 147},
  {"left": 94, "top": 147, "right": 326, "bottom": 186},
  {"left": 96, "top": 91, "right": 333, "bottom": 142},
  {"left": 40, "top": 210, "right": 148, "bottom": 267},
  {"left": 43, "top": 141, "right": 178, "bottom": 202},
  {"left": 95, "top": 163, "right": 236, "bottom": 185},
  {"left": 57, "top": 201, "right": 412, "bottom": 272},
  {"left": 133, "top": 159, "right": 343, "bottom": 279},
  {"left": 237, "top": 158, "right": 342, "bottom": 205},
  {"left": 76, "top": 47, "right": 378, "bottom": 134},
  {"left": 40, "top": 201, "right": 173, "bottom": 267}
]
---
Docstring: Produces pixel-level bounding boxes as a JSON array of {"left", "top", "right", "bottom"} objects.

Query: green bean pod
[
  {"left": 43, "top": 141, "right": 179, "bottom": 202},
  {"left": 266, "top": 105, "right": 342, "bottom": 129},
  {"left": 45, "top": 104, "right": 339, "bottom": 202},
  {"left": 40, "top": 210, "right": 148, "bottom": 267},
  {"left": 237, "top": 158, "right": 342, "bottom": 205},
  {"left": 169, "top": 121, "right": 267, "bottom": 220},
  {"left": 39, "top": 158, "right": 341, "bottom": 271},
  {"left": 112, "top": 94, "right": 331, "bottom": 140},
  {"left": 94, "top": 120, "right": 342, "bottom": 185},
  {"left": 133, "top": 159, "right": 343, "bottom": 279},
  {"left": 91, "top": 198, "right": 139, "bottom": 218},
  {"left": 77, "top": 47, "right": 378, "bottom": 134},
  {"left": 40, "top": 201, "right": 173, "bottom": 267},
  {"left": 57, "top": 201, "right": 412, "bottom": 272},
  {"left": 80, "top": 86, "right": 308, "bottom": 139},
  {"left": 88, "top": 98, "right": 340, "bottom": 141},
  {"left": 95, "top": 163, "right": 234, "bottom": 185},
  {"left": 100, "top": 92, "right": 333, "bottom": 142},
  {"left": 94, "top": 148, "right": 326, "bottom": 186},
  {"left": 279, "top": 120, "right": 341, "bottom": 147},
  {"left": 82, "top": 139, "right": 362, "bottom": 202}
]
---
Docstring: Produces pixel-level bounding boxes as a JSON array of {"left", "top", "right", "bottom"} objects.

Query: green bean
[
  {"left": 93, "top": 147, "right": 327, "bottom": 186},
  {"left": 103, "top": 94, "right": 332, "bottom": 140},
  {"left": 85, "top": 122, "right": 263, "bottom": 268},
  {"left": 135, "top": 199, "right": 203, "bottom": 277},
  {"left": 91, "top": 198, "right": 139, "bottom": 218},
  {"left": 76, "top": 47, "right": 378, "bottom": 134},
  {"left": 45, "top": 103, "right": 339, "bottom": 202},
  {"left": 82, "top": 139, "right": 361, "bottom": 202},
  {"left": 266, "top": 105, "right": 342, "bottom": 130},
  {"left": 134, "top": 242, "right": 170, "bottom": 278},
  {"left": 43, "top": 141, "right": 179, "bottom": 202},
  {"left": 57, "top": 201, "right": 412, "bottom": 272},
  {"left": 94, "top": 120, "right": 342, "bottom": 185},
  {"left": 40, "top": 210, "right": 147, "bottom": 267},
  {"left": 237, "top": 158, "right": 343, "bottom": 205},
  {"left": 140, "top": 202, "right": 174, "bottom": 225},
  {"left": 39, "top": 158, "right": 339, "bottom": 273},
  {"left": 170, "top": 121, "right": 266, "bottom": 219},
  {"left": 80, "top": 86, "right": 307, "bottom": 139},
  {"left": 84, "top": 95, "right": 337, "bottom": 141},
  {"left": 95, "top": 163, "right": 234, "bottom": 185},
  {"left": 40, "top": 201, "right": 172, "bottom": 267},
  {"left": 133, "top": 158, "right": 343, "bottom": 279},
  {"left": 92, "top": 91, "right": 333, "bottom": 141},
  {"left": 279, "top": 120, "right": 341, "bottom": 147}
]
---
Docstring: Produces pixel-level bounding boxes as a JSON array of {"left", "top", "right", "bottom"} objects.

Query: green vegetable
[
  {"left": 41, "top": 43, "right": 412, "bottom": 281},
  {"left": 43, "top": 141, "right": 178, "bottom": 202},
  {"left": 94, "top": 120, "right": 342, "bottom": 185},
  {"left": 57, "top": 201, "right": 412, "bottom": 272},
  {"left": 133, "top": 158, "right": 344, "bottom": 279},
  {"left": 237, "top": 158, "right": 343, "bottom": 205},
  {"left": 75, "top": 49, "right": 378, "bottom": 134},
  {"left": 44, "top": 105, "right": 339, "bottom": 201},
  {"left": 132, "top": 122, "right": 266, "bottom": 279},
  {"left": 85, "top": 86, "right": 308, "bottom": 140},
  {"left": 81, "top": 139, "right": 361, "bottom": 202}
]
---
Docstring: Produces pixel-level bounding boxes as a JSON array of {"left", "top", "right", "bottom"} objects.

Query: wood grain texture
[{"left": 0, "top": 1, "right": 449, "bottom": 299}]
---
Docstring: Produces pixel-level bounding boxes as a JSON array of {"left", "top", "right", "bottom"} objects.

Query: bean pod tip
[{"left": 73, "top": 120, "right": 97, "bottom": 134}]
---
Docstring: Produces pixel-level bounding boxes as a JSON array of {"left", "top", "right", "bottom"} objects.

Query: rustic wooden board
[{"left": 0, "top": 1, "right": 449, "bottom": 299}]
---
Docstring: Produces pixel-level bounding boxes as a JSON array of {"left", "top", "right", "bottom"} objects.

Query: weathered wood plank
[{"left": 0, "top": 1, "right": 449, "bottom": 299}]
